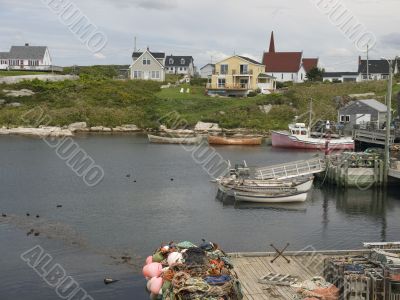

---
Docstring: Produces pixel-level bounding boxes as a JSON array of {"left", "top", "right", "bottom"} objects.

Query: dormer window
[
  {"left": 181, "top": 58, "right": 185, "bottom": 65},
  {"left": 169, "top": 58, "right": 174, "bottom": 65}
]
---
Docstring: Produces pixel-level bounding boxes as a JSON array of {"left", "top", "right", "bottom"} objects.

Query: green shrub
[{"left": 190, "top": 78, "right": 208, "bottom": 86}]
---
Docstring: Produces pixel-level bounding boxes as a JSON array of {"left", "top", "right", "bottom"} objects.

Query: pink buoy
[
  {"left": 150, "top": 277, "right": 163, "bottom": 295},
  {"left": 145, "top": 256, "right": 153, "bottom": 265},
  {"left": 143, "top": 263, "right": 162, "bottom": 278}
]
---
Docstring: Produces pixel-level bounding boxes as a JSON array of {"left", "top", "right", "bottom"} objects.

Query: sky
[{"left": 0, "top": 0, "right": 399, "bottom": 71}]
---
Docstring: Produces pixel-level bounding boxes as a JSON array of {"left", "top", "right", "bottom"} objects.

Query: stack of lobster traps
[{"left": 323, "top": 242, "right": 400, "bottom": 300}]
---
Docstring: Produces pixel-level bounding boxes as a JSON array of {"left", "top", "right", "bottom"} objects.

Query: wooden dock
[
  {"left": 353, "top": 129, "right": 395, "bottom": 146},
  {"left": 229, "top": 250, "right": 370, "bottom": 300}
]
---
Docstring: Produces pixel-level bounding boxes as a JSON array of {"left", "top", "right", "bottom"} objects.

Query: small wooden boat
[
  {"left": 208, "top": 135, "right": 263, "bottom": 145},
  {"left": 234, "top": 190, "right": 309, "bottom": 203},
  {"left": 217, "top": 176, "right": 314, "bottom": 196},
  {"left": 148, "top": 134, "right": 202, "bottom": 145}
]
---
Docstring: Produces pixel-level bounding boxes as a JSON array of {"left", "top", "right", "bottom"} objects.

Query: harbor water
[{"left": 0, "top": 134, "right": 399, "bottom": 299}]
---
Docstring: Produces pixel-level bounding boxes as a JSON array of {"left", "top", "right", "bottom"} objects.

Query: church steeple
[{"left": 269, "top": 31, "right": 275, "bottom": 53}]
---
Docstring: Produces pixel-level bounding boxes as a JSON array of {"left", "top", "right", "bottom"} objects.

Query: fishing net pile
[
  {"left": 142, "top": 240, "right": 243, "bottom": 300},
  {"left": 295, "top": 277, "right": 339, "bottom": 300}
]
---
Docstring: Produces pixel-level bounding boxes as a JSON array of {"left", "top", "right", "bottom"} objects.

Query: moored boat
[
  {"left": 148, "top": 134, "right": 202, "bottom": 145},
  {"left": 234, "top": 190, "right": 309, "bottom": 203},
  {"left": 208, "top": 135, "right": 263, "bottom": 145},
  {"left": 217, "top": 176, "right": 314, "bottom": 196},
  {"left": 271, "top": 123, "right": 354, "bottom": 151}
]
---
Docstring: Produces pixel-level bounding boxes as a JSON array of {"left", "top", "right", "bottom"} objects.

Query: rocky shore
[
  {"left": 0, "top": 121, "right": 269, "bottom": 138},
  {"left": 0, "top": 123, "right": 142, "bottom": 138}
]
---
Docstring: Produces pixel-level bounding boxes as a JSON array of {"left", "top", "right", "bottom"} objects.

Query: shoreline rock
[
  {"left": 68, "top": 122, "right": 88, "bottom": 132},
  {"left": 194, "top": 121, "right": 221, "bottom": 132},
  {"left": 112, "top": 124, "right": 141, "bottom": 132},
  {"left": 0, "top": 126, "right": 73, "bottom": 137}
]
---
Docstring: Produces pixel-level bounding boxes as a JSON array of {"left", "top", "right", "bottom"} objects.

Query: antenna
[{"left": 134, "top": 36, "right": 137, "bottom": 52}]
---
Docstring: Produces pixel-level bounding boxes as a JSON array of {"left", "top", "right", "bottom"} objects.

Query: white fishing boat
[
  {"left": 218, "top": 176, "right": 314, "bottom": 197},
  {"left": 148, "top": 134, "right": 202, "bottom": 145},
  {"left": 234, "top": 190, "right": 309, "bottom": 203}
]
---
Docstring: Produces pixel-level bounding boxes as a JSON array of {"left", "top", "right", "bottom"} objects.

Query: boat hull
[
  {"left": 218, "top": 177, "right": 314, "bottom": 197},
  {"left": 234, "top": 191, "right": 308, "bottom": 203},
  {"left": 271, "top": 131, "right": 354, "bottom": 151},
  {"left": 148, "top": 134, "right": 202, "bottom": 145},
  {"left": 208, "top": 135, "right": 262, "bottom": 145}
]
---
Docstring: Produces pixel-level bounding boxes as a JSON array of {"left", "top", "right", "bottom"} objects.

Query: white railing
[{"left": 255, "top": 158, "right": 326, "bottom": 180}]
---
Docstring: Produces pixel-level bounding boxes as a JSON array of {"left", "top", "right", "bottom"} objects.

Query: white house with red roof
[{"left": 262, "top": 32, "right": 319, "bottom": 83}]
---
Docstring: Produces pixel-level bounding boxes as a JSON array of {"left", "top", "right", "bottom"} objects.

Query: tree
[{"left": 306, "top": 67, "right": 325, "bottom": 82}]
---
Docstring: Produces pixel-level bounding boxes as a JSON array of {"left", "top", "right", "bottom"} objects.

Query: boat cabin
[{"left": 288, "top": 123, "right": 309, "bottom": 136}]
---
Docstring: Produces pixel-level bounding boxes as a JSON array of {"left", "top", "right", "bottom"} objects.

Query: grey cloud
[
  {"left": 98, "top": 0, "right": 177, "bottom": 10},
  {"left": 137, "top": 0, "right": 177, "bottom": 10},
  {"left": 381, "top": 33, "right": 400, "bottom": 48}
]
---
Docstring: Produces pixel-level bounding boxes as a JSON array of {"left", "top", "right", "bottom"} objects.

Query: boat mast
[{"left": 308, "top": 98, "right": 313, "bottom": 137}]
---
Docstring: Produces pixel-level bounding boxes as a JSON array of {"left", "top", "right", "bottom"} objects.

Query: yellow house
[{"left": 207, "top": 55, "right": 276, "bottom": 97}]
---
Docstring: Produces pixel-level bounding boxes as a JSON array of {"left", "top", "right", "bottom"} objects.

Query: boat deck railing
[{"left": 255, "top": 158, "right": 326, "bottom": 180}]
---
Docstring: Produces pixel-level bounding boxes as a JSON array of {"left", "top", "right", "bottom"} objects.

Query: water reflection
[
  {"left": 233, "top": 202, "right": 308, "bottom": 212},
  {"left": 321, "top": 186, "right": 390, "bottom": 242}
]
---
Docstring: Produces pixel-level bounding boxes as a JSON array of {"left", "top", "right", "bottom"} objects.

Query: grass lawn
[{"left": 0, "top": 67, "right": 397, "bottom": 131}]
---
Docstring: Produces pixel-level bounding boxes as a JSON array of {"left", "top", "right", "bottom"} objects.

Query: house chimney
[
  {"left": 358, "top": 56, "right": 361, "bottom": 65},
  {"left": 269, "top": 31, "right": 275, "bottom": 53},
  {"left": 147, "top": 46, "right": 150, "bottom": 51},
  {"left": 25, "top": 43, "right": 29, "bottom": 46}
]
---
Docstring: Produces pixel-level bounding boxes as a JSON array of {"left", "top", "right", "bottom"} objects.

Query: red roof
[
  {"left": 262, "top": 52, "right": 303, "bottom": 73},
  {"left": 302, "top": 58, "right": 319, "bottom": 72}
]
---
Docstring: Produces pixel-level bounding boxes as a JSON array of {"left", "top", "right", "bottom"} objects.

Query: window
[
  {"left": 28, "top": 60, "right": 38, "bottom": 66},
  {"left": 301, "top": 73, "right": 303, "bottom": 80},
  {"left": 143, "top": 57, "right": 151, "bottom": 65},
  {"left": 281, "top": 74, "right": 283, "bottom": 80},
  {"left": 218, "top": 78, "right": 226, "bottom": 88},
  {"left": 151, "top": 71, "right": 160, "bottom": 79},
  {"left": 179, "top": 67, "right": 183, "bottom": 71},
  {"left": 340, "top": 115, "right": 350, "bottom": 123},
  {"left": 133, "top": 71, "right": 142, "bottom": 79},
  {"left": 169, "top": 58, "right": 174, "bottom": 65},
  {"left": 183, "top": 67, "right": 187, "bottom": 71},
  {"left": 220, "top": 64, "right": 228, "bottom": 75},
  {"left": 239, "top": 78, "right": 248, "bottom": 88},
  {"left": 381, "top": 75, "right": 389, "bottom": 79},
  {"left": 291, "top": 73, "right": 294, "bottom": 79},
  {"left": 240, "top": 64, "right": 248, "bottom": 74},
  {"left": 181, "top": 58, "right": 185, "bottom": 65}
]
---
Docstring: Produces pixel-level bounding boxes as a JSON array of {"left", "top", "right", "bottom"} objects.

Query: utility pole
[
  {"left": 308, "top": 98, "right": 313, "bottom": 136},
  {"left": 382, "top": 56, "right": 396, "bottom": 184},
  {"left": 366, "top": 44, "right": 369, "bottom": 81}
]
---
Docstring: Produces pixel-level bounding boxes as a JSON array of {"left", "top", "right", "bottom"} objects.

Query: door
[{"left": 144, "top": 71, "right": 149, "bottom": 80}]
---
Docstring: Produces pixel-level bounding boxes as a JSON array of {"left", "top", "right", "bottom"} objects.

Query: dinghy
[
  {"left": 217, "top": 176, "right": 314, "bottom": 197},
  {"left": 148, "top": 134, "right": 202, "bottom": 145}
]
